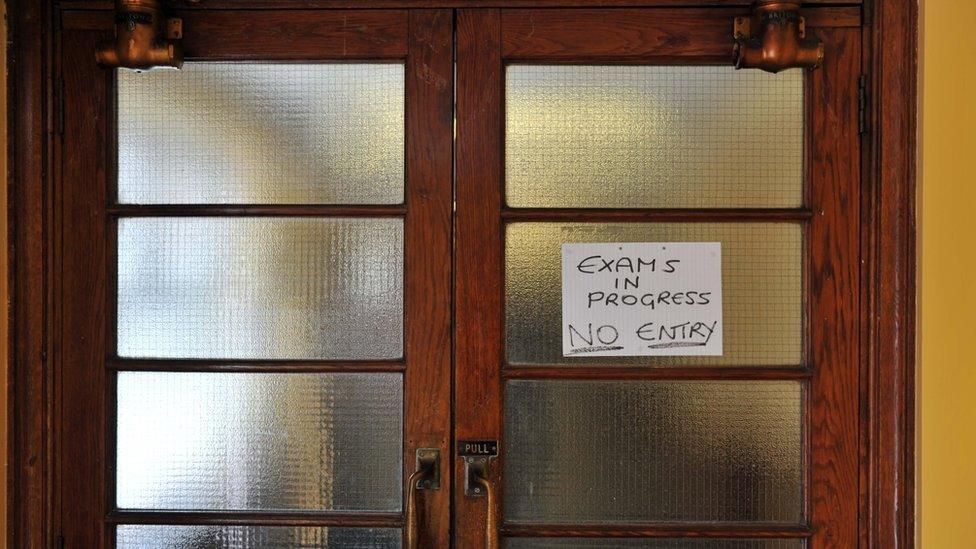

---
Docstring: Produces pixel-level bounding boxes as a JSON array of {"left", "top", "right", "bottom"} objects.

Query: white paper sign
[{"left": 561, "top": 242, "right": 723, "bottom": 357}]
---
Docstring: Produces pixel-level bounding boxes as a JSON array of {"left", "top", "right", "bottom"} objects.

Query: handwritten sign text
[{"left": 561, "top": 242, "right": 723, "bottom": 357}]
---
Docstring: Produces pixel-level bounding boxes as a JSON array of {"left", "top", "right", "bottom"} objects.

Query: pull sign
[{"left": 458, "top": 440, "right": 498, "bottom": 457}]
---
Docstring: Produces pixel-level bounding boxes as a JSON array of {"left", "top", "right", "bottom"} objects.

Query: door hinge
[{"left": 858, "top": 74, "right": 869, "bottom": 135}]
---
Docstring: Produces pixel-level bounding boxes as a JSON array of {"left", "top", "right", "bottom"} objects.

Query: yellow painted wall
[{"left": 919, "top": 1, "right": 976, "bottom": 547}]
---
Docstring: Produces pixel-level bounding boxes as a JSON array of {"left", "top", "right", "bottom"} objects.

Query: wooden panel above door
[
  {"left": 62, "top": 10, "right": 409, "bottom": 60},
  {"left": 501, "top": 7, "right": 860, "bottom": 61},
  {"left": 60, "top": 0, "right": 862, "bottom": 8},
  {"left": 64, "top": 5, "right": 858, "bottom": 62}
]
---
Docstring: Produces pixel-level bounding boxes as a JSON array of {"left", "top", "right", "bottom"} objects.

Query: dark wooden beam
[
  {"left": 61, "top": 0, "right": 863, "bottom": 9},
  {"left": 7, "top": 0, "right": 55, "bottom": 547}
]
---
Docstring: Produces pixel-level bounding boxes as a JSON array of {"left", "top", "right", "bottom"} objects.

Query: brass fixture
[
  {"left": 96, "top": 0, "right": 183, "bottom": 70},
  {"left": 405, "top": 449, "right": 440, "bottom": 549},
  {"left": 472, "top": 474, "right": 498, "bottom": 549},
  {"left": 733, "top": 0, "right": 824, "bottom": 73},
  {"left": 459, "top": 440, "right": 499, "bottom": 549}
]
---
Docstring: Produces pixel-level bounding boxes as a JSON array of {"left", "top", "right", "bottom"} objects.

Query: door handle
[
  {"left": 471, "top": 473, "right": 498, "bottom": 549},
  {"left": 460, "top": 440, "right": 500, "bottom": 549},
  {"left": 405, "top": 448, "right": 439, "bottom": 549}
]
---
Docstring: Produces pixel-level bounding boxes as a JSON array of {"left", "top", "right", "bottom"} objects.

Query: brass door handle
[
  {"left": 460, "top": 441, "right": 500, "bottom": 549},
  {"left": 472, "top": 475, "right": 498, "bottom": 549},
  {"left": 405, "top": 449, "right": 440, "bottom": 549},
  {"left": 404, "top": 468, "right": 425, "bottom": 549}
]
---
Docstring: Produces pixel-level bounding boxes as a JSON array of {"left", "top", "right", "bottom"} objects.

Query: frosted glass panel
[
  {"left": 505, "top": 223, "right": 802, "bottom": 366},
  {"left": 117, "top": 217, "right": 403, "bottom": 360},
  {"left": 506, "top": 540, "right": 804, "bottom": 549},
  {"left": 118, "top": 63, "right": 404, "bottom": 204},
  {"left": 116, "top": 372, "right": 402, "bottom": 511},
  {"left": 506, "top": 66, "right": 803, "bottom": 208},
  {"left": 117, "top": 525, "right": 401, "bottom": 548},
  {"left": 504, "top": 380, "right": 803, "bottom": 524}
]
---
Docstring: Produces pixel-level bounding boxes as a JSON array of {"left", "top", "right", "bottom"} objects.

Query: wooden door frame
[
  {"left": 7, "top": 1, "right": 917, "bottom": 547},
  {"left": 456, "top": 7, "right": 860, "bottom": 547},
  {"left": 47, "top": 8, "right": 454, "bottom": 548}
]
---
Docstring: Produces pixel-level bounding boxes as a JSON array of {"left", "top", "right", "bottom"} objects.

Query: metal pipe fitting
[
  {"left": 733, "top": 0, "right": 824, "bottom": 73},
  {"left": 96, "top": 0, "right": 183, "bottom": 70}
]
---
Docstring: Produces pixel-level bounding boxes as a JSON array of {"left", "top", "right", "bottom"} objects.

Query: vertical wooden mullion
[
  {"left": 404, "top": 9, "right": 454, "bottom": 549},
  {"left": 809, "top": 28, "right": 861, "bottom": 548},
  {"left": 802, "top": 70, "right": 815, "bottom": 525},
  {"left": 59, "top": 30, "right": 110, "bottom": 549},
  {"left": 105, "top": 212, "right": 118, "bottom": 549},
  {"left": 105, "top": 370, "right": 118, "bottom": 549},
  {"left": 455, "top": 9, "right": 503, "bottom": 549},
  {"left": 105, "top": 117, "right": 119, "bottom": 545}
]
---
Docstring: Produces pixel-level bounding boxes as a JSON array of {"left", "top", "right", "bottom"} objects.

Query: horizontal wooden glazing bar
[
  {"left": 501, "top": 208, "right": 813, "bottom": 223},
  {"left": 107, "top": 358, "right": 406, "bottom": 373},
  {"left": 501, "top": 522, "right": 812, "bottom": 538},
  {"left": 106, "top": 204, "right": 408, "bottom": 217},
  {"left": 502, "top": 366, "right": 811, "bottom": 380},
  {"left": 107, "top": 510, "right": 403, "bottom": 528}
]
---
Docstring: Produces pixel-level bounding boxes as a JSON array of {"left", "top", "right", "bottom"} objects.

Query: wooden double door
[{"left": 56, "top": 5, "right": 861, "bottom": 548}]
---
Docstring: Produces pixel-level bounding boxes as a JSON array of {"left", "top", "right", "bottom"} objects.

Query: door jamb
[
  {"left": 6, "top": 1, "right": 917, "bottom": 547},
  {"left": 861, "top": 1, "right": 918, "bottom": 546}
]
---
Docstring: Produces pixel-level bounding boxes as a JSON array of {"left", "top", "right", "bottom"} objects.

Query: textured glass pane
[
  {"left": 504, "top": 380, "right": 803, "bottom": 524},
  {"left": 506, "top": 540, "right": 803, "bottom": 549},
  {"left": 117, "top": 217, "right": 403, "bottom": 360},
  {"left": 506, "top": 223, "right": 801, "bottom": 366},
  {"left": 505, "top": 66, "right": 803, "bottom": 208},
  {"left": 118, "top": 63, "right": 404, "bottom": 204},
  {"left": 117, "top": 525, "right": 401, "bottom": 548},
  {"left": 116, "top": 372, "right": 402, "bottom": 511}
]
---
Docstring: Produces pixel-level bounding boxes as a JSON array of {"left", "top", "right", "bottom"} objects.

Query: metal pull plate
[
  {"left": 414, "top": 448, "right": 441, "bottom": 491},
  {"left": 459, "top": 440, "right": 498, "bottom": 497}
]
